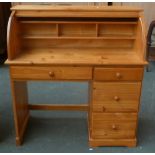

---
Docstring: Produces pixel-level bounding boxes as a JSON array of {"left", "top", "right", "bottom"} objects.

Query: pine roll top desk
[{"left": 6, "top": 5, "right": 147, "bottom": 147}]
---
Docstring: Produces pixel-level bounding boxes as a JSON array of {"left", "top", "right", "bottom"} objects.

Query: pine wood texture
[
  {"left": 94, "top": 67, "right": 144, "bottom": 81},
  {"left": 91, "top": 113, "right": 137, "bottom": 139},
  {"left": 92, "top": 82, "right": 141, "bottom": 112},
  {"left": 89, "top": 138, "right": 137, "bottom": 147},
  {"left": 10, "top": 81, "right": 29, "bottom": 145},
  {"left": 29, "top": 104, "right": 88, "bottom": 111},
  {"left": 11, "top": 5, "right": 143, "bottom": 18},
  {"left": 6, "top": 5, "right": 146, "bottom": 147},
  {"left": 10, "top": 66, "right": 92, "bottom": 80},
  {"left": 5, "top": 48, "right": 147, "bottom": 66},
  {"left": 7, "top": 11, "right": 21, "bottom": 60},
  {"left": 11, "top": 5, "right": 143, "bottom": 11}
]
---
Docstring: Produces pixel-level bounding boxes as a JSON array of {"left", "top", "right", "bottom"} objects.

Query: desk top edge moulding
[{"left": 6, "top": 5, "right": 147, "bottom": 147}]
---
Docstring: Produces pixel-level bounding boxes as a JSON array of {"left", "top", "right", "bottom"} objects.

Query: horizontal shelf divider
[
  {"left": 20, "top": 21, "right": 137, "bottom": 25},
  {"left": 22, "top": 36, "right": 136, "bottom": 40},
  {"left": 29, "top": 104, "right": 88, "bottom": 111}
]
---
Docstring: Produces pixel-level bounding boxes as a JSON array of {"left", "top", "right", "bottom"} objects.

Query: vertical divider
[
  {"left": 96, "top": 23, "right": 99, "bottom": 37},
  {"left": 133, "top": 22, "right": 138, "bottom": 54},
  {"left": 56, "top": 23, "right": 59, "bottom": 37}
]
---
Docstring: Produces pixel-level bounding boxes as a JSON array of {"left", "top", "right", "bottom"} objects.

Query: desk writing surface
[{"left": 6, "top": 48, "right": 146, "bottom": 66}]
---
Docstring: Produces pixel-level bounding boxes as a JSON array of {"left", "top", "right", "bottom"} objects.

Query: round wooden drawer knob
[
  {"left": 49, "top": 71, "right": 55, "bottom": 77},
  {"left": 112, "top": 124, "right": 117, "bottom": 130},
  {"left": 114, "top": 96, "right": 120, "bottom": 101},
  {"left": 116, "top": 72, "right": 121, "bottom": 79}
]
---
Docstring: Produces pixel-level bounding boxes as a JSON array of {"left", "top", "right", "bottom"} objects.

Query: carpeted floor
[{"left": 0, "top": 63, "right": 155, "bottom": 153}]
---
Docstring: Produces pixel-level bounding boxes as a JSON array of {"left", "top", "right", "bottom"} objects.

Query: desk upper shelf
[{"left": 6, "top": 5, "right": 147, "bottom": 66}]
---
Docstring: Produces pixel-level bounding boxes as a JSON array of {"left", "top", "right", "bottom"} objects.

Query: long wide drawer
[
  {"left": 10, "top": 66, "right": 92, "bottom": 80},
  {"left": 92, "top": 82, "right": 141, "bottom": 112},
  {"left": 91, "top": 113, "right": 137, "bottom": 139},
  {"left": 94, "top": 67, "right": 144, "bottom": 81}
]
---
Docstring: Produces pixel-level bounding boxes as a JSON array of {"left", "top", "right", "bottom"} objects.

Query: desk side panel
[{"left": 7, "top": 11, "right": 21, "bottom": 60}]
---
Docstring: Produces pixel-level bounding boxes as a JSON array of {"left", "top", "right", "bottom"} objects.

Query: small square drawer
[
  {"left": 92, "top": 82, "right": 141, "bottom": 112},
  {"left": 10, "top": 66, "right": 92, "bottom": 80},
  {"left": 94, "top": 67, "right": 144, "bottom": 81},
  {"left": 91, "top": 113, "right": 137, "bottom": 139}
]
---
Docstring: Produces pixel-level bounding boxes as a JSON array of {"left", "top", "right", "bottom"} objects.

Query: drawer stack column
[{"left": 89, "top": 67, "right": 144, "bottom": 147}]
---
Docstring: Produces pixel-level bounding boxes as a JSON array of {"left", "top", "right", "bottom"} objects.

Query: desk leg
[{"left": 11, "top": 81, "right": 29, "bottom": 146}]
